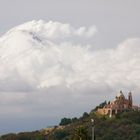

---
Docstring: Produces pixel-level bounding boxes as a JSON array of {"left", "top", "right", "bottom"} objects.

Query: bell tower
[{"left": 128, "top": 92, "right": 133, "bottom": 108}]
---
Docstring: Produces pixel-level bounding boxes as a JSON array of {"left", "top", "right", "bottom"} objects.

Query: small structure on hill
[{"left": 97, "top": 91, "right": 139, "bottom": 117}]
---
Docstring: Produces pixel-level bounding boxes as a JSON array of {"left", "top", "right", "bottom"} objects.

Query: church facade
[{"left": 97, "top": 91, "right": 139, "bottom": 117}]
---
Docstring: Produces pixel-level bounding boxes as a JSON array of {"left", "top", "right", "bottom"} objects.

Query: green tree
[
  {"left": 73, "top": 126, "right": 89, "bottom": 140},
  {"left": 59, "top": 118, "right": 72, "bottom": 126}
]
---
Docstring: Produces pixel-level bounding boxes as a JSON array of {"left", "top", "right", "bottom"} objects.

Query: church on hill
[{"left": 97, "top": 91, "right": 140, "bottom": 117}]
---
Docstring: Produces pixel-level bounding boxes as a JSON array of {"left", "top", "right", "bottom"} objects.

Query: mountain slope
[{"left": 0, "top": 110, "right": 140, "bottom": 140}]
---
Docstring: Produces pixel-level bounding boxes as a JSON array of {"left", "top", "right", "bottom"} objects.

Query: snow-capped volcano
[
  {"left": 0, "top": 20, "right": 97, "bottom": 91},
  {"left": 0, "top": 20, "right": 140, "bottom": 93}
]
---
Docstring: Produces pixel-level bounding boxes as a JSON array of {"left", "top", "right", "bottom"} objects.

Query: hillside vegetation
[{"left": 1, "top": 103, "right": 140, "bottom": 140}]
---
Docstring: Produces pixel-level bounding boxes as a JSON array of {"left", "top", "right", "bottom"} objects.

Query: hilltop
[{"left": 0, "top": 102, "right": 140, "bottom": 140}]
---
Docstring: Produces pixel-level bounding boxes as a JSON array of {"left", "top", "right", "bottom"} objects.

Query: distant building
[{"left": 97, "top": 91, "right": 140, "bottom": 117}]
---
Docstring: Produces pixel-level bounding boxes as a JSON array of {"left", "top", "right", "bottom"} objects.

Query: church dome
[{"left": 117, "top": 90, "right": 124, "bottom": 97}]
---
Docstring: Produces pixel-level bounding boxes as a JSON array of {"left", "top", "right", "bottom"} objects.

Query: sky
[{"left": 0, "top": 0, "right": 140, "bottom": 135}]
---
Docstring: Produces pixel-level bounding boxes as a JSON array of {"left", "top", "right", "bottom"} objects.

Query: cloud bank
[{"left": 0, "top": 20, "right": 140, "bottom": 133}]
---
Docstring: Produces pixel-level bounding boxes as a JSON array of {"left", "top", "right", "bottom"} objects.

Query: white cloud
[
  {"left": 75, "top": 25, "right": 97, "bottom": 37},
  {"left": 0, "top": 20, "right": 140, "bottom": 133},
  {"left": 4, "top": 20, "right": 97, "bottom": 40}
]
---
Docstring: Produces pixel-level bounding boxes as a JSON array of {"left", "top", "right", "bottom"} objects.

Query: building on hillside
[{"left": 97, "top": 91, "right": 140, "bottom": 117}]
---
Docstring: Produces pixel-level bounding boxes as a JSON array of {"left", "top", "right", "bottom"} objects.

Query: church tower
[{"left": 128, "top": 92, "right": 133, "bottom": 108}]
